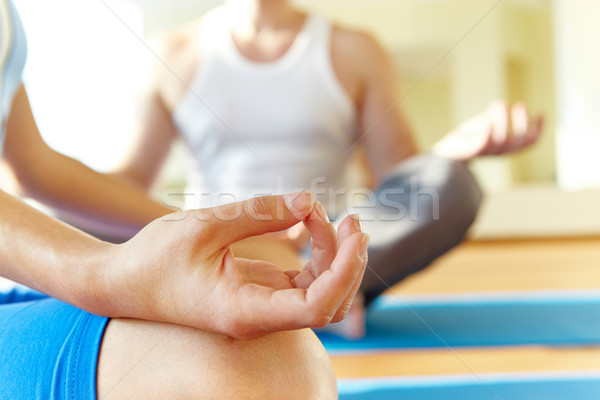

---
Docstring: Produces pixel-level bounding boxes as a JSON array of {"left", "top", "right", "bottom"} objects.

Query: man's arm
[
  {"left": 2, "top": 85, "right": 173, "bottom": 236},
  {"left": 110, "top": 89, "right": 177, "bottom": 192},
  {"left": 112, "top": 29, "right": 200, "bottom": 191},
  {"left": 332, "top": 29, "right": 419, "bottom": 185},
  {"left": 339, "top": 30, "right": 542, "bottom": 180}
]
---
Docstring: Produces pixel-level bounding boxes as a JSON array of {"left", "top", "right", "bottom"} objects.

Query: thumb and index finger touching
[
  {"left": 208, "top": 191, "right": 316, "bottom": 248},
  {"left": 207, "top": 191, "right": 369, "bottom": 333}
]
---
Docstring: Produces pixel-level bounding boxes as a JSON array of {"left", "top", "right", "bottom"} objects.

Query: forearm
[
  {"left": 3, "top": 85, "right": 172, "bottom": 235},
  {"left": 0, "top": 189, "right": 111, "bottom": 313},
  {"left": 18, "top": 148, "right": 173, "bottom": 236}
]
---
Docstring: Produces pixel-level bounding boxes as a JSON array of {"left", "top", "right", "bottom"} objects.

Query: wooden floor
[
  {"left": 332, "top": 346, "right": 600, "bottom": 378},
  {"left": 386, "top": 237, "right": 600, "bottom": 295},
  {"left": 333, "top": 237, "right": 600, "bottom": 379}
]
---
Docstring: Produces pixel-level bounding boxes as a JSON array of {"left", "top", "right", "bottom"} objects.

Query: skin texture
[
  {"left": 100, "top": 196, "right": 368, "bottom": 338},
  {"left": 97, "top": 321, "right": 338, "bottom": 400}
]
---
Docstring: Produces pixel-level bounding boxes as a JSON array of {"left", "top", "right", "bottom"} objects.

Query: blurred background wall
[{"left": 11, "top": 0, "right": 600, "bottom": 238}]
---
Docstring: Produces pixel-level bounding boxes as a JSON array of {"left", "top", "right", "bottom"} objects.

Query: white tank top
[{"left": 173, "top": 7, "right": 357, "bottom": 215}]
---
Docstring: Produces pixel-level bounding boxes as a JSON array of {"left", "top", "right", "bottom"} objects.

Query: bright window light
[{"left": 15, "top": 0, "right": 149, "bottom": 172}]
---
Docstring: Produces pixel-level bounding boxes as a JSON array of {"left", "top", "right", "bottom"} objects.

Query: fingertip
[
  {"left": 511, "top": 101, "right": 528, "bottom": 113},
  {"left": 305, "top": 200, "right": 329, "bottom": 223},
  {"left": 284, "top": 191, "right": 315, "bottom": 219},
  {"left": 338, "top": 231, "right": 369, "bottom": 266},
  {"left": 490, "top": 102, "right": 509, "bottom": 144},
  {"left": 284, "top": 270, "right": 301, "bottom": 288},
  {"left": 360, "top": 233, "right": 370, "bottom": 258},
  {"left": 352, "top": 214, "right": 363, "bottom": 232},
  {"left": 488, "top": 99, "right": 507, "bottom": 112},
  {"left": 315, "top": 201, "right": 330, "bottom": 222},
  {"left": 285, "top": 269, "right": 301, "bottom": 279},
  {"left": 336, "top": 214, "right": 357, "bottom": 244}
]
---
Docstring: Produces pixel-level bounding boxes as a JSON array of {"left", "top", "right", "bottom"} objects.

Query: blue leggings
[{"left": 0, "top": 286, "right": 108, "bottom": 400}]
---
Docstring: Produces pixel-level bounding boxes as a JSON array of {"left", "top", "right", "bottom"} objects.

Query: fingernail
[
  {"left": 360, "top": 233, "right": 370, "bottom": 256},
  {"left": 284, "top": 191, "right": 314, "bottom": 213},
  {"left": 351, "top": 214, "right": 362, "bottom": 232},
  {"left": 315, "top": 201, "right": 330, "bottom": 222}
]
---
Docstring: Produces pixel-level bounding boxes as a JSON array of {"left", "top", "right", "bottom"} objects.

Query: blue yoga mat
[
  {"left": 338, "top": 372, "right": 600, "bottom": 400},
  {"left": 320, "top": 290, "right": 600, "bottom": 353}
]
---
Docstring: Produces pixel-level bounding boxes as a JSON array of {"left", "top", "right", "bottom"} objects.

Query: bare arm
[
  {"left": 3, "top": 86, "right": 173, "bottom": 236},
  {"left": 342, "top": 31, "right": 418, "bottom": 184},
  {"left": 112, "top": 29, "right": 199, "bottom": 191},
  {"left": 346, "top": 32, "right": 542, "bottom": 180},
  {"left": 111, "top": 81, "right": 178, "bottom": 191},
  {"left": 0, "top": 188, "right": 110, "bottom": 308},
  {"left": 0, "top": 187, "right": 368, "bottom": 339}
]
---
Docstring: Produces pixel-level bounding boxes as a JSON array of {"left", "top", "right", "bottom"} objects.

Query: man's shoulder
[
  {"left": 148, "top": 19, "right": 204, "bottom": 108},
  {"left": 330, "top": 24, "right": 384, "bottom": 60},
  {"left": 156, "top": 20, "right": 203, "bottom": 65},
  {"left": 330, "top": 23, "right": 391, "bottom": 78}
]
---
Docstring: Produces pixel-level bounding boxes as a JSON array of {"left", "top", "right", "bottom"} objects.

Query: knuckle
[
  {"left": 192, "top": 208, "right": 212, "bottom": 223},
  {"left": 194, "top": 215, "right": 217, "bottom": 239},
  {"left": 247, "top": 196, "right": 272, "bottom": 221}
]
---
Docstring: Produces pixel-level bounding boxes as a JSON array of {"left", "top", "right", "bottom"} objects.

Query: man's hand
[
  {"left": 432, "top": 101, "right": 543, "bottom": 162},
  {"left": 98, "top": 192, "right": 368, "bottom": 339}
]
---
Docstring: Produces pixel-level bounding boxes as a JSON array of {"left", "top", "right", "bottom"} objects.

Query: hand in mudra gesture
[
  {"left": 433, "top": 101, "right": 543, "bottom": 162},
  {"left": 92, "top": 192, "right": 368, "bottom": 339}
]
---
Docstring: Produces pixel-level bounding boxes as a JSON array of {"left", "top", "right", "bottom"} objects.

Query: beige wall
[
  {"left": 294, "top": 0, "right": 556, "bottom": 192},
  {"left": 554, "top": 0, "right": 600, "bottom": 190}
]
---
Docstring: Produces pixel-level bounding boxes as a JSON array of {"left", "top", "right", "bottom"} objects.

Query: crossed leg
[
  {"left": 97, "top": 319, "right": 337, "bottom": 399},
  {"left": 97, "top": 235, "right": 335, "bottom": 400}
]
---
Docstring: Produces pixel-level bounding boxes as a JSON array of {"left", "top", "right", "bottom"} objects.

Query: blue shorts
[{"left": 0, "top": 285, "right": 109, "bottom": 400}]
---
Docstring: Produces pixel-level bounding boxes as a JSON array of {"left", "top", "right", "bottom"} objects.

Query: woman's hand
[
  {"left": 265, "top": 222, "right": 311, "bottom": 251},
  {"left": 96, "top": 192, "right": 368, "bottom": 339},
  {"left": 432, "top": 101, "right": 543, "bottom": 162}
]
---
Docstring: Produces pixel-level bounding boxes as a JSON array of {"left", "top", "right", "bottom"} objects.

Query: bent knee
[
  {"left": 208, "top": 328, "right": 338, "bottom": 399},
  {"left": 98, "top": 320, "right": 336, "bottom": 400},
  {"left": 381, "top": 155, "right": 482, "bottom": 223},
  {"left": 411, "top": 155, "right": 482, "bottom": 222}
]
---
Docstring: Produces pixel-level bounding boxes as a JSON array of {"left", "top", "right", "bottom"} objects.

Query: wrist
[{"left": 67, "top": 239, "right": 119, "bottom": 317}]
